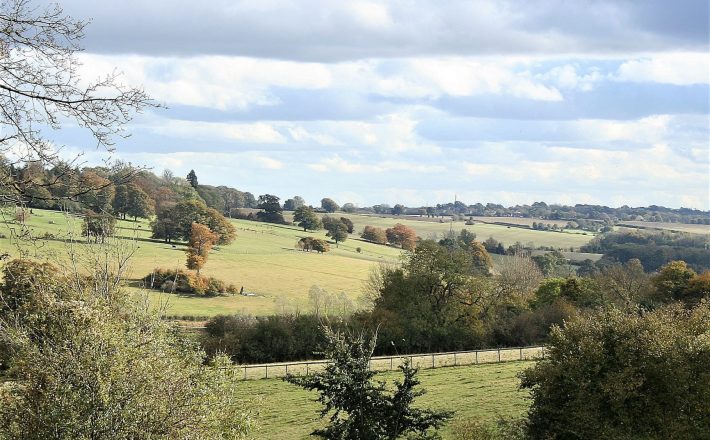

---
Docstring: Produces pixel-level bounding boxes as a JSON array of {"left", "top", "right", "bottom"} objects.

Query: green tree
[
  {"left": 322, "top": 215, "right": 348, "bottom": 246},
  {"left": 126, "top": 183, "right": 154, "bottom": 221},
  {"left": 321, "top": 197, "right": 339, "bottom": 213},
  {"left": 186, "top": 169, "right": 198, "bottom": 188},
  {"left": 294, "top": 206, "right": 322, "bottom": 231},
  {"left": 391, "top": 204, "right": 405, "bottom": 215},
  {"left": 112, "top": 184, "right": 130, "bottom": 219},
  {"left": 283, "top": 196, "right": 305, "bottom": 211},
  {"left": 340, "top": 216, "right": 354, "bottom": 233},
  {"left": 285, "top": 327, "right": 451, "bottom": 439},
  {"left": 651, "top": 260, "right": 696, "bottom": 304},
  {"left": 82, "top": 212, "right": 116, "bottom": 243},
  {"left": 520, "top": 303, "right": 710, "bottom": 440},
  {"left": 256, "top": 194, "right": 286, "bottom": 224}
]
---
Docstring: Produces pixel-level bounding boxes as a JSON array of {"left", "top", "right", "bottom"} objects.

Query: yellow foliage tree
[{"left": 185, "top": 222, "right": 218, "bottom": 276}]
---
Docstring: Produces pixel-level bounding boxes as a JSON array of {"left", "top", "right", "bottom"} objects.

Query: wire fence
[{"left": 228, "top": 345, "right": 546, "bottom": 380}]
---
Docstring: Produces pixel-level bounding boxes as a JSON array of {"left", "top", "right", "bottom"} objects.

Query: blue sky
[{"left": 54, "top": 0, "right": 709, "bottom": 209}]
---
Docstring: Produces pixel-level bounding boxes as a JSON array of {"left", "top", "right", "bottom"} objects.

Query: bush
[
  {"left": 142, "top": 268, "right": 237, "bottom": 296},
  {"left": 520, "top": 303, "right": 710, "bottom": 439}
]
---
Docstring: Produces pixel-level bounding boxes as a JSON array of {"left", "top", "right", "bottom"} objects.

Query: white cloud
[
  {"left": 148, "top": 120, "right": 285, "bottom": 143},
  {"left": 616, "top": 52, "right": 710, "bottom": 85}
]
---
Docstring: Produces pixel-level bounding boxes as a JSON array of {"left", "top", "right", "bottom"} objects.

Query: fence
[{"left": 228, "top": 345, "right": 545, "bottom": 380}]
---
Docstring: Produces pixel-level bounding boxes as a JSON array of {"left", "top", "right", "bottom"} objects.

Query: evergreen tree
[
  {"left": 186, "top": 169, "right": 199, "bottom": 188},
  {"left": 285, "top": 327, "right": 451, "bottom": 439}
]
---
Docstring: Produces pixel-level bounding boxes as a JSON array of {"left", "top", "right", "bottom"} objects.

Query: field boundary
[{"left": 229, "top": 345, "right": 545, "bottom": 380}]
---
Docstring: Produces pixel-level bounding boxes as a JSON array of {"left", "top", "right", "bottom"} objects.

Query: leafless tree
[{"left": 0, "top": 0, "right": 154, "bottom": 207}]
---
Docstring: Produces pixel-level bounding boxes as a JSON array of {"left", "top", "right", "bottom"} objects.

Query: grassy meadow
[
  {"left": 0, "top": 208, "right": 595, "bottom": 317},
  {"left": 242, "top": 360, "right": 533, "bottom": 440}
]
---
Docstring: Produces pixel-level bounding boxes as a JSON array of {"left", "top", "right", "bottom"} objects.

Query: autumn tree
[
  {"left": 321, "top": 197, "right": 339, "bottom": 213},
  {"left": 186, "top": 169, "right": 198, "bottom": 188},
  {"left": 125, "top": 183, "right": 154, "bottom": 221},
  {"left": 361, "top": 225, "right": 387, "bottom": 244},
  {"left": 186, "top": 223, "right": 218, "bottom": 276},
  {"left": 386, "top": 223, "right": 417, "bottom": 251},
  {"left": 293, "top": 206, "right": 321, "bottom": 231}
]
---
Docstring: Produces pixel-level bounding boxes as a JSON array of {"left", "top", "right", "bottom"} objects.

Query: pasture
[
  {"left": 325, "top": 212, "right": 595, "bottom": 250},
  {"left": 0, "top": 208, "right": 595, "bottom": 317},
  {"left": 240, "top": 360, "right": 532, "bottom": 440},
  {"left": 617, "top": 221, "right": 710, "bottom": 235}
]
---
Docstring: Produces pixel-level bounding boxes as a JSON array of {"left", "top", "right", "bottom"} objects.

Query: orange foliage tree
[
  {"left": 386, "top": 223, "right": 418, "bottom": 251},
  {"left": 185, "top": 222, "right": 218, "bottom": 276}
]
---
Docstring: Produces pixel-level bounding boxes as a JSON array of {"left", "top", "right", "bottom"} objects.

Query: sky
[{"left": 53, "top": 0, "right": 709, "bottom": 209}]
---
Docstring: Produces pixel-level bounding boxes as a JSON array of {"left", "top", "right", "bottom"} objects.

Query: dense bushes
[
  {"left": 143, "top": 268, "right": 238, "bottom": 296},
  {"left": 520, "top": 303, "right": 710, "bottom": 439},
  {"left": 582, "top": 230, "right": 710, "bottom": 272},
  {"left": 202, "top": 314, "right": 349, "bottom": 363}
]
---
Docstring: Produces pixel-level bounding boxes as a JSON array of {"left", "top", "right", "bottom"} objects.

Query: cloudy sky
[{"left": 56, "top": 0, "right": 709, "bottom": 209}]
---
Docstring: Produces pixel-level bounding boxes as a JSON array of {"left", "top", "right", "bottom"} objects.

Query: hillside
[{"left": 0, "top": 208, "right": 596, "bottom": 317}]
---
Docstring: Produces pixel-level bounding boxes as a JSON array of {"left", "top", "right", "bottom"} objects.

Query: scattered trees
[
  {"left": 320, "top": 197, "right": 339, "bottom": 213},
  {"left": 285, "top": 327, "right": 452, "bottom": 439},
  {"left": 293, "top": 206, "right": 321, "bottom": 231},
  {"left": 151, "top": 200, "right": 235, "bottom": 245}
]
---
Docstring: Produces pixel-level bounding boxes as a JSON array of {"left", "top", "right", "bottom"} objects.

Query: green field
[
  {"left": 332, "top": 213, "right": 595, "bottom": 250},
  {"left": 241, "top": 360, "right": 532, "bottom": 440},
  {"left": 618, "top": 221, "right": 710, "bottom": 235},
  {"left": 0, "top": 208, "right": 595, "bottom": 317}
]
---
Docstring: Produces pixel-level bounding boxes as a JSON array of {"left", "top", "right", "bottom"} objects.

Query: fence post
[
  {"left": 519, "top": 347, "right": 523, "bottom": 360},
  {"left": 498, "top": 348, "right": 501, "bottom": 363},
  {"left": 390, "top": 357, "right": 393, "bottom": 370},
  {"left": 306, "top": 363, "right": 309, "bottom": 376},
  {"left": 475, "top": 351, "right": 478, "bottom": 364},
  {"left": 265, "top": 365, "right": 268, "bottom": 379},
  {"left": 243, "top": 367, "right": 247, "bottom": 380},
  {"left": 285, "top": 364, "right": 288, "bottom": 375},
  {"left": 432, "top": 353, "right": 435, "bottom": 369},
  {"left": 454, "top": 352, "right": 457, "bottom": 366}
]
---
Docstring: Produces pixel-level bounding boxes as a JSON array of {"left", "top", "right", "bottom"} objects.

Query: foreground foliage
[
  {"left": 285, "top": 328, "right": 452, "bottom": 439},
  {"left": 0, "top": 259, "right": 253, "bottom": 439},
  {"left": 520, "top": 302, "right": 710, "bottom": 440}
]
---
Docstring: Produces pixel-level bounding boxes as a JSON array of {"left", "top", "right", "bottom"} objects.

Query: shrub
[
  {"left": 520, "top": 303, "right": 710, "bottom": 439},
  {"left": 143, "top": 268, "right": 236, "bottom": 296}
]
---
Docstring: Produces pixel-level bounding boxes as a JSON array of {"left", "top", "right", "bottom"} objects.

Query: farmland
[
  {"left": 241, "top": 360, "right": 532, "bottom": 440},
  {"left": 617, "top": 221, "right": 710, "bottom": 235},
  {"left": 0, "top": 208, "right": 596, "bottom": 317}
]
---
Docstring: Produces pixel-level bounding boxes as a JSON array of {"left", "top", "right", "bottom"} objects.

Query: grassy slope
[
  {"left": 242, "top": 360, "right": 532, "bottom": 440},
  {"left": 0, "top": 209, "right": 595, "bottom": 317},
  {"left": 332, "top": 213, "right": 595, "bottom": 250}
]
